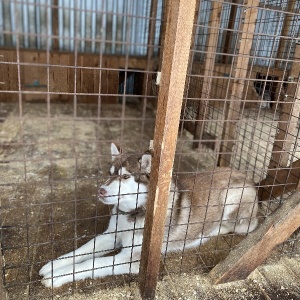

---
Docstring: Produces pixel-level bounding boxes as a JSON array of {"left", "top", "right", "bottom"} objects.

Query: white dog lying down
[{"left": 39, "top": 143, "right": 258, "bottom": 287}]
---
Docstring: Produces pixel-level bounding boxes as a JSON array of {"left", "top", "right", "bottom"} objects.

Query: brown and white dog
[{"left": 39, "top": 143, "right": 258, "bottom": 287}]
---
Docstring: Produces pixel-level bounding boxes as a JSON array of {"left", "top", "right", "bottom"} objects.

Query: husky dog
[{"left": 39, "top": 143, "right": 258, "bottom": 287}]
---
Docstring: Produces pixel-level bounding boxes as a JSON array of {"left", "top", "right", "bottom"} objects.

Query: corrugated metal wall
[
  {"left": 193, "top": 0, "right": 300, "bottom": 68},
  {"left": 253, "top": 0, "right": 300, "bottom": 68},
  {"left": 0, "top": 0, "right": 163, "bottom": 56},
  {"left": 0, "top": 0, "right": 298, "bottom": 64}
]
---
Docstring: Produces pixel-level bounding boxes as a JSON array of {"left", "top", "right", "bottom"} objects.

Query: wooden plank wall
[{"left": 0, "top": 48, "right": 149, "bottom": 102}]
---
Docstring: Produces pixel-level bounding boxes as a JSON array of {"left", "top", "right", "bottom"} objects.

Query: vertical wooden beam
[
  {"left": 146, "top": 0, "right": 159, "bottom": 65},
  {"left": 139, "top": 0, "right": 196, "bottom": 299},
  {"left": 275, "top": 0, "right": 297, "bottom": 69},
  {"left": 157, "top": 0, "right": 170, "bottom": 70},
  {"left": 221, "top": 0, "right": 238, "bottom": 64},
  {"left": 52, "top": 0, "right": 59, "bottom": 51},
  {"left": 142, "top": 0, "right": 159, "bottom": 99},
  {"left": 268, "top": 43, "right": 300, "bottom": 170},
  {"left": 193, "top": 0, "right": 223, "bottom": 148},
  {"left": 209, "top": 191, "right": 300, "bottom": 284},
  {"left": 181, "top": 0, "right": 200, "bottom": 130},
  {"left": 218, "top": 0, "right": 260, "bottom": 167},
  {"left": 2, "top": 2, "right": 13, "bottom": 47}
]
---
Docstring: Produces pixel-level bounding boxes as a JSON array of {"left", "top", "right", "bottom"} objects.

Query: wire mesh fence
[{"left": 0, "top": 0, "right": 299, "bottom": 299}]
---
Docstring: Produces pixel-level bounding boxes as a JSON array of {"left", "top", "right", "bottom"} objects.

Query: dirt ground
[{"left": 0, "top": 101, "right": 299, "bottom": 299}]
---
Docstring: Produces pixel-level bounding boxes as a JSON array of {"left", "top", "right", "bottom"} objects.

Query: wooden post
[
  {"left": 221, "top": 0, "right": 238, "bottom": 64},
  {"left": 210, "top": 190, "right": 300, "bottom": 284},
  {"left": 146, "top": 0, "right": 159, "bottom": 65},
  {"left": 275, "top": 0, "right": 297, "bottom": 69},
  {"left": 180, "top": 0, "right": 200, "bottom": 133},
  {"left": 157, "top": 0, "right": 170, "bottom": 70},
  {"left": 142, "top": 0, "right": 159, "bottom": 100},
  {"left": 193, "top": 0, "right": 223, "bottom": 149},
  {"left": 218, "top": 0, "right": 260, "bottom": 167},
  {"left": 139, "top": 0, "right": 196, "bottom": 299},
  {"left": 268, "top": 43, "right": 300, "bottom": 170},
  {"left": 52, "top": 0, "right": 59, "bottom": 51}
]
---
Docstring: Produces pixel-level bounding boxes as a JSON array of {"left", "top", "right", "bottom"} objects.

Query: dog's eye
[{"left": 122, "top": 174, "right": 130, "bottom": 179}]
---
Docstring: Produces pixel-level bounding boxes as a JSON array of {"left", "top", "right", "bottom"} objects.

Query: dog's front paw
[
  {"left": 41, "top": 276, "right": 63, "bottom": 288},
  {"left": 39, "top": 256, "right": 73, "bottom": 277},
  {"left": 40, "top": 266, "right": 74, "bottom": 288},
  {"left": 39, "top": 261, "right": 53, "bottom": 277}
]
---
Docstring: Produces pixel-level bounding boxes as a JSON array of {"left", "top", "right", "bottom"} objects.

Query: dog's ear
[
  {"left": 140, "top": 152, "right": 152, "bottom": 174},
  {"left": 111, "top": 143, "right": 122, "bottom": 161}
]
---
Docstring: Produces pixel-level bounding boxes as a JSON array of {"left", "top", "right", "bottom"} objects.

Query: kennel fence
[{"left": 0, "top": 0, "right": 300, "bottom": 299}]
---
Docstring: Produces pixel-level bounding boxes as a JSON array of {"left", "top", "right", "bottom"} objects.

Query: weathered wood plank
[
  {"left": 258, "top": 159, "right": 300, "bottom": 201},
  {"left": 138, "top": 0, "right": 196, "bottom": 299},
  {"left": 52, "top": 0, "right": 59, "bottom": 51},
  {"left": 275, "top": 1, "right": 297, "bottom": 69},
  {"left": 0, "top": 48, "right": 149, "bottom": 102},
  {"left": 0, "top": 50, "right": 19, "bottom": 101},
  {"left": 218, "top": 0, "right": 260, "bottom": 167},
  {"left": 142, "top": 0, "right": 159, "bottom": 101},
  {"left": 221, "top": 1, "right": 238, "bottom": 64},
  {"left": 49, "top": 52, "right": 72, "bottom": 99},
  {"left": 268, "top": 43, "right": 300, "bottom": 169},
  {"left": 209, "top": 191, "right": 300, "bottom": 284},
  {"left": 193, "top": 0, "right": 223, "bottom": 149},
  {"left": 21, "top": 51, "right": 48, "bottom": 101}
]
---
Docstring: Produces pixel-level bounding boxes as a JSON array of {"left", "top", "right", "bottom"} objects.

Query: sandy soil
[{"left": 0, "top": 101, "right": 299, "bottom": 299}]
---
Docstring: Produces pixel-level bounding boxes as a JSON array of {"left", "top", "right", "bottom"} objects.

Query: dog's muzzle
[{"left": 98, "top": 188, "right": 107, "bottom": 198}]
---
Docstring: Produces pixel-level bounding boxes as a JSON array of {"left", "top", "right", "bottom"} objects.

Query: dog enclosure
[{"left": 0, "top": 0, "right": 300, "bottom": 299}]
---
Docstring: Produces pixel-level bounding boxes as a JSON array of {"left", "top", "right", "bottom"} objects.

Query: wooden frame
[
  {"left": 268, "top": 43, "right": 300, "bottom": 170},
  {"left": 193, "top": 0, "right": 223, "bottom": 149},
  {"left": 52, "top": 0, "right": 59, "bottom": 51},
  {"left": 139, "top": 0, "right": 197, "bottom": 298},
  {"left": 218, "top": 0, "right": 260, "bottom": 167},
  {"left": 275, "top": 0, "right": 297, "bottom": 69},
  {"left": 256, "top": 43, "right": 300, "bottom": 201}
]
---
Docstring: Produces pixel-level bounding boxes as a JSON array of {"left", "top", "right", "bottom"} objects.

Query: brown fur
[
  {"left": 107, "top": 148, "right": 258, "bottom": 252},
  {"left": 166, "top": 168, "right": 257, "bottom": 246}
]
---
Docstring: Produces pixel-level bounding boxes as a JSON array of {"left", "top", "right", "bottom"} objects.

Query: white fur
[
  {"left": 39, "top": 143, "right": 258, "bottom": 287},
  {"left": 111, "top": 143, "right": 120, "bottom": 161},
  {"left": 39, "top": 207, "right": 144, "bottom": 287},
  {"left": 102, "top": 167, "right": 148, "bottom": 211},
  {"left": 109, "top": 165, "right": 115, "bottom": 174}
]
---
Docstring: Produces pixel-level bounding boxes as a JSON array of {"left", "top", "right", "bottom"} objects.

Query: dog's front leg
[
  {"left": 39, "top": 231, "right": 120, "bottom": 279},
  {"left": 41, "top": 247, "right": 141, "bottom": 288}
]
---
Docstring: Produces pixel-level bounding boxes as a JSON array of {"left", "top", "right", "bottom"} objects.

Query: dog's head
[{"left": 98, "top": 143, "right": 152, "bottom": 211}]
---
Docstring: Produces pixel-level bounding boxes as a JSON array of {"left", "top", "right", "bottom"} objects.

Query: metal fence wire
[{"left": 0, "top": 0, "right": 299, "bottom": 299}]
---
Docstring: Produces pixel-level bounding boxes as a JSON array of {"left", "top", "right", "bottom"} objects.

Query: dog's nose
[{"left": 98, "top": 188, "right": 107, "bottom": 197}]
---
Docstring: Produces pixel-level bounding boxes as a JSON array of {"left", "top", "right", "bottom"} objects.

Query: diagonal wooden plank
[{"left": 209, "top": 191, "right": 300, "bottom": 284}]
